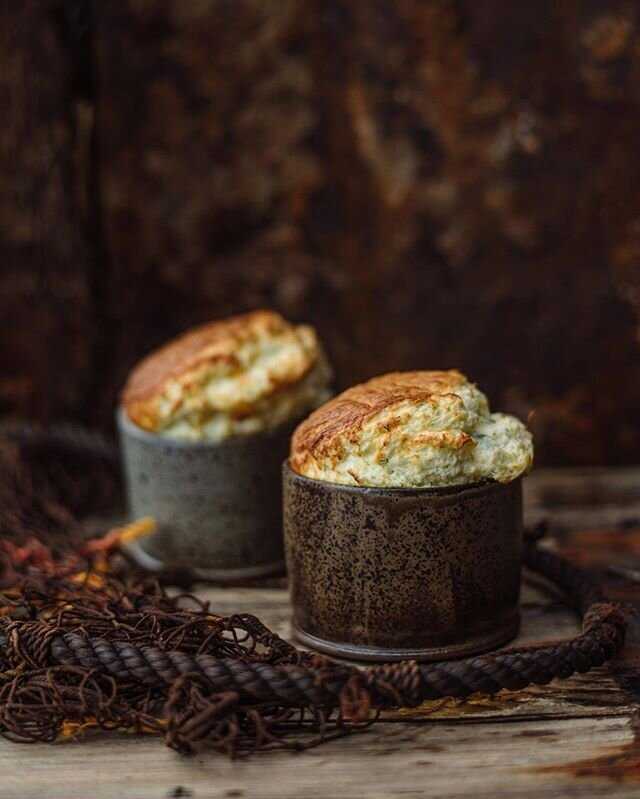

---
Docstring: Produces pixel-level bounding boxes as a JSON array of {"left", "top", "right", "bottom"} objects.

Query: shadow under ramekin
[{"left": 283, "top": 464, "right": 524, "bottom": 661}]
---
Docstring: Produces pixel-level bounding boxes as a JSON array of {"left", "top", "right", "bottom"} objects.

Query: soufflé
[
  {"left": 122, "top": 310, "right": 332, "bottom": 441},
  {"left": 290, "top": 369, "right": 533, "bottom": 488}
]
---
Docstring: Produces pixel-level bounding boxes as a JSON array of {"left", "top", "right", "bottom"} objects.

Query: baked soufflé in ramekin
[
  {"left": 284, "top": 370, "right": 533, "bottom": 660},
  {"left": 119, "top": 310, "right": 332, "bottom": 579}
]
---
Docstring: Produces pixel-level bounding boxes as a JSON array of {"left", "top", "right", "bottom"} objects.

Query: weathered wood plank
[
  {"left": 523, "top": 467, "right": 640, "bottom": 529},
  {"left": 524, "top": 468, "right": 640, "bottom": 507},
  {"left": 0, "top": 715, "right": 637, "bottom": 799}
]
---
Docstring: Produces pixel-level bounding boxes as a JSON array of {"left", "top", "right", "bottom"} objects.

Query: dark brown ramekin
[{"left": 283, "top": 464, "right": 523, "bottom": 661}]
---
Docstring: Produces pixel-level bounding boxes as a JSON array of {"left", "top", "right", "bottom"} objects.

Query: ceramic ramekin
[
  {"left": 117, "top": 407, "right": 292, "bottom": 580},
  {"left": 283, "top": 464, "right": 523, "bottom": 661}
]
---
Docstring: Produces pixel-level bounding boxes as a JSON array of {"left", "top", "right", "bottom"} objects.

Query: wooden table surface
[{"left": 1, "top": 468, "right": 639, "bottom": 799}]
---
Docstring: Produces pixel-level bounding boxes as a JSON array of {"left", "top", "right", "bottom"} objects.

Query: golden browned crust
[
  {"left": 290, "top": 370, "right": 468, "bottom": 471},
  {"left": 121, "top": 310, "right": 316, "bottom": 431}
]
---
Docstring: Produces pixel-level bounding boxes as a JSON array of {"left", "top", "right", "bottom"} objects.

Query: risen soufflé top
[
  {"left": 289, "top": 370, "right": 533, "bottom": 488},
  {"left": 121, "top": 310, "right": 332, "bottom": 441}
]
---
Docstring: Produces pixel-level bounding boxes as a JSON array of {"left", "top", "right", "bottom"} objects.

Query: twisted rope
[{"left": 0, "top": 541, "right": 627, "bottom": 714}]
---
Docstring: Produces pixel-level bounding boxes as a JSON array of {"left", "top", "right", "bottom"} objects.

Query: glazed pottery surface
[
  {"left": 117, "top": 407, "right": 291, "bottom": 580},
  {"left": 283, "top": 465, "right": 523, "bottom": 661}
]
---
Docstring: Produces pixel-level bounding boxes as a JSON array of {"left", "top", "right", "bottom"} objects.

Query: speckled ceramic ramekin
[
  {"left": 283, "top": 465, "right": 523, "bottom": 661},
  {"left": 117, "top": 407, "right": 292, "bottom": 580}
]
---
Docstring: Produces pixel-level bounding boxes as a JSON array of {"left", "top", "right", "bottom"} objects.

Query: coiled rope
[{"left": 0, "top": 541, "right": 627, "bottom": 709}]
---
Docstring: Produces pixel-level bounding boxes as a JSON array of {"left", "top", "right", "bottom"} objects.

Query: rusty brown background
[{"left": 1, "top": 0, "right": 640, "bottom": 465}]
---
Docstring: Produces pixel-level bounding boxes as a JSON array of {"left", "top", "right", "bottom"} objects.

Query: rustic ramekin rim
[
  {"left": 116, "top": 404, "right": 296, "bottom": 450},
  {"left": 282, "top": 460, "right": 521, "bottom": 497}
]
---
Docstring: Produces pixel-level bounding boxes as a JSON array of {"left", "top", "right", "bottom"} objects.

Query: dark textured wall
[
  {"left": 0, "top": 0, "right": 94, "bottom": 422},
  {"left": 1, "top": 0, "right": 640, "bottom": 465}
]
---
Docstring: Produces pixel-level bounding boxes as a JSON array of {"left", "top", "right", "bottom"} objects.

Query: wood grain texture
[
  {"left": 0, "top": 716, "right": 638, "bottom": 799},
  {"left": 0, "top": 468, "right": 639, "bottom": 798}
]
